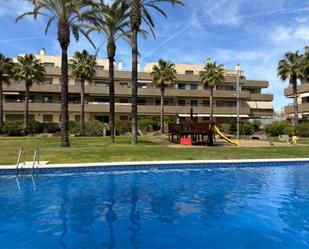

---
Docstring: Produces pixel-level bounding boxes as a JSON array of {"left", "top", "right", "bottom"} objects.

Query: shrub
[
  {"left": 266, "top": 122, "right": 293, "bottom": 136},
  {"left": 243, "top": 121, "right": 254, "bottom": 135},
  {"left": 115, "top": 120, "right": 131, "bottom": 134},
  {"left": 253, "top": 120, "right": 261, "bottom": 132},
  {"left": 138, "top": 117, "right": 158, "bottom": 133},
  {"left": 3, "top": 121, "right": 24, "bottom": 136},
  {"left": 44, "top": 123, "right": 60, "bottom": 133},
  {"left": 283, "top": 126, "right": 295, "bottom": 136},
  {"left": 295, "top": 122, "right": 309, "bottom": 137},
  {"left": 28, "top": 121, "right": 44, "bottom": 134},
  {"left": 220, "top": 123, "right": 232, "bottom": 134},
  {"left": 69, "top": 120, "right": 106, "bottom": 136}
]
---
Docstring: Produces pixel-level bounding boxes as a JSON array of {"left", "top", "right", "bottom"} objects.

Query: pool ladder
[{"left": 16, "top": 148, "right": 40, "bottom": 176}]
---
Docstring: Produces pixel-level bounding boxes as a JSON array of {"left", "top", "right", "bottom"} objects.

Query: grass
[{"left": 0, "top": 135, "right": 308, "bottom": 165}]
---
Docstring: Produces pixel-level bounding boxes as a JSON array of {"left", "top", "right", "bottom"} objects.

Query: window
[
  {"left": 217, "top": 85, "right": 235, "bottom": 91},
  {"left": 177, "top": 83, "right": 186, "bottom": 90},
  {"left": 138, "top": 99, "right": 146, "bottom": 105},
  {"left": 178, "top": 100, "right": 186, "bottom": 106},
  {"left": 119, "top": 98, "right": 129, "bottom": 103},
  {"left": 216, "top": 101, "right": 237, "bottom": 107},
  {"left": 96, "top": 65, "right": 104, "bottom": 71},
  {"left": 95, "top": 80, "right": 109, "bottom": 87},
  {"left": 203, "top": 100, "right": 210, "bottom": 106},
  {"left": 185, "top": 70, "right": 194, "bottom": 75},
  {"left": 69, "top": 96, "right": 80, "bottom": 104},
  {"left": 190, "top": 84, "right": 198, "bottom": 90},
  {"left": 75, "top": 79, "right": 81, "bottom": 86},
  {"left": 43, "top": 62, "right": 55, "bottom": 68},
  {"left": 120, "top": 116, "right": 128, "bottom": 121},
  {"left": 155, "top": 99, "right": 169, "bottom": 106},
  {"left": 94, "top": 98, "right": 109, "bottom": 103},
  {"left": 43, "top": 78, "right": 53, "bottom": 84},
  {"left": 43, "top": 96, "right": 53, "bottom": 103},
  {"left": 119, "top": 82, "right": 129, "bottom": 88},
  {"left": 190, "top": 100, "right": 198, "bottom": 107},
  {"left": 43, "top": 114, "right": 53, "bottom": 123},
  {"left": 138, "top": 83, "right": 149, "bottom": 89}
]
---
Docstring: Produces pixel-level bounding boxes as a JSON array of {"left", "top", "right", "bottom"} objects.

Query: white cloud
[{"left": 271, "top": 25, "right": 309, "bottom": 42}]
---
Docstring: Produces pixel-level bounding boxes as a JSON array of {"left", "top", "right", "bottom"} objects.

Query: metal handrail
[
  {"left": 16, "top": 148, "right": 25, "bottom": 176},
  {"left": 32, "top": 148, "right": 40, "bottom": 175}
]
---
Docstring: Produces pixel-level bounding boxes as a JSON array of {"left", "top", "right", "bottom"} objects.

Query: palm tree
[
  {"left": 277, "top": 51, "right": 303, "bottom": 126},
  {"left": 200, "top": 59, "right": 225, "bottom": 122},
  {"left": 151, "top": 59, "right": 176, "bottom": 134},
  {"left": 88, "top": 0, "right": 130, "bottom": 143},
  {"left": 17, "top": 0, "right": 94, "bottom": 147},
  {"left": 14, "top": 54, "right": 45, "bottom": 135},
  {"left": 129, "top": 0, "right": 184, "bottom": 144},
  {"left": 70, "top": 50, "right": 97, "bottom": 136},
  {"left": 0, "top": 54, "right": 14, "bottom": 134}
]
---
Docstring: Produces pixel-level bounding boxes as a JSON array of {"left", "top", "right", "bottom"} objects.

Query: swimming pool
[{"left": 1, "top": 161, "right": 309, "bottom": 249}]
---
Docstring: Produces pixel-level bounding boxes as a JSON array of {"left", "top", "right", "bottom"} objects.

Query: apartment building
[
  {"left": 284, "top": 80, "right": 309, "bottom": 120},
  {"left": 3, "top": 49, "right": 274, "bottom": 124}
]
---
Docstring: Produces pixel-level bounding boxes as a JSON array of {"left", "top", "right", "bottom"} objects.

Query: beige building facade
[{"left": 3, "top": 49, "right": 274, "bottom": 124}]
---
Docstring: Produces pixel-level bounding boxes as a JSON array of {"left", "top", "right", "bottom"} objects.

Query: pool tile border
[{"left": 1, "top": 158, "right": 309, "bottom": 176}]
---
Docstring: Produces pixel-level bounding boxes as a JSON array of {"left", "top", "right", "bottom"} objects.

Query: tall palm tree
[
  {"left": 17, "top": 0, "right": 94, "bottom": 147},
  {"left": 70, "top": 50, "right": 97, "bottom": 136},
  {"left": 0, "top": 54, "right": 14, "bottom": 134},
  {"left": 151, "top": 59, "right": 176, "bottom": 134},
  {"left": 200, "top": 59, "right": 225, "bottom": 122},
  {"left": 88, "top": 0, "right": 130, "bottom": 143},
  {"left": 277, "top": 51, "right": 303, "bottom": 126},
  {"left": 14, "top": 54, "right": 45, "bottom": 134},
  {"left": 129, "top": 0, "right": 184, "bottom": 144}
]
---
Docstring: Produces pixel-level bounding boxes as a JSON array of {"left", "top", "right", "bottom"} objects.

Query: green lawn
[{"left": 0, "top": 135, "right": 308, "bottom": 165}]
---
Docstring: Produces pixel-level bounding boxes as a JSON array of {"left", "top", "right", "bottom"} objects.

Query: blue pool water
[{"left": 1, "top": 163, "right": 309, "bottom": 249}]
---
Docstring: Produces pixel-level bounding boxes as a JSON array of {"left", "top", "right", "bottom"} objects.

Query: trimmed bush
[
  {"left": 243, "top": 121, "right": 254, "bottom": 135},
  {"left": 253, "top": 120, "right": 261, "bottom": 132},
  {"left": 115, "top": 120, "right": 131, "bottom": 134},
  {"left": 266, "top": 122, "right": 293, "bottom": 136},
  {"left": 295, "top": 122, "right": 309, "bottom": 137},
  {"left": 69, "top": 120, "right": 106, "bottom": 136},
  {"left": 28, "top": 121, "right": 44, "bottom": 134},
  {"left": 138, "top": 117, "right": 158, "bottom": 132},
  {"left": 3, "top": 121, "right": 24, "bottom": 136},
  {"left": 44, "top": 123, "right": 60, "bottom": 133}
]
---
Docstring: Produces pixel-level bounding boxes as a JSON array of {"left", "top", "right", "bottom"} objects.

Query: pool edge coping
[{"left": 1, "top": 158, "right": 309, "bottom": 170}]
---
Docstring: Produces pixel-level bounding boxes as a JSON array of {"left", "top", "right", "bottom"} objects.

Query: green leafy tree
[
  {"left": 17, "top": 0, "right": 94, "bottom": 146},
  {"left": 88, "top": 0, "right": 130, "bottom": 143},
  {"left": 129, "top": 0, "right": 184, "bottom": 144},
  {"left": 70, "top": 50, "right": 97, "bottom": 136},
  {"left": 200, "top": 59, "right": 225, "bottom": 122},
  {"left": 151, "top": 59, "right": 177, "bottom": 134},
  {"left": 277, "top": 51, "right": 303, "bottom": 126},
  {"left": 0, "top": 54, "right": 14, "bottom": 133},
  {"left": 14, "top": 54, "right": 45, "bottom": 134}
]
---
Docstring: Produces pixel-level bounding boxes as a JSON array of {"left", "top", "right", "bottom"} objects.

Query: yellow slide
[{"left": 213, "top": 125, "right": 240, "bottom": 146}]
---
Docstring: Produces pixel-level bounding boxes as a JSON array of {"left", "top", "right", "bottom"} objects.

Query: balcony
[
  {"left": 284, "top": 83, "right": 309, "bottom": 97},
  {"left": 285, "top": 103, "right": 309, "bottom": 114},
  {"left": 3, "top": 102, "right": 251, "bottom": 115},
  {"left": 250, "top": 93, "right": 273, "bottom": 101}
]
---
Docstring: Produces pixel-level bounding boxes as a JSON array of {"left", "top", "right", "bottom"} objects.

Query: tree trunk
[
  {"left": 131, "top": 28, "right": 138, "bottom": 144},
  {"left": 209, "top": 87, "right": 214, "bottom": 122},
  {"left": 131, "top": 0, "right": 141, "bottom": 145},
  {"left": 160, "top": 85, "right": 165, "bottom": 134},
  {"left": 60, "top": 47, "right": 70, "bottom": 147},
  {"left": 0, "top": 80, "right": 3, "bottom": 133},
  {"left": 109, "top": 56, "right": 115, "bottom": 143},
  {"left": 24, "top": 81, "right": 30, "bottom": 135},
  {"left": 292, "top": 78, "right": 299, "bottom": 126},
  {"left": 80, "top": 79, "right": 85, "bottom": 136}
]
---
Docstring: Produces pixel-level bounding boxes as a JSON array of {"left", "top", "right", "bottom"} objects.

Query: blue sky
[{"left": 1, "top": 0, "right": 309, "bottom": 112}]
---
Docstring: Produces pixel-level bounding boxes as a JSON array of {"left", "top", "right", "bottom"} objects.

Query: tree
[
  {"left": 14, "top": 54, "right": 45, "bottom": 134},
  {"left": 129, "top": 0, "right": 184, "bottom": 144},
  {"left": 277, "top": 51, "right": 303, "bottom": 126},
  {"left": 0, "top": 54, "right": 14, "bottom": 133},
  {"left": 151, "top": 59, "right": 176, "bottom": 134},
  {"left": 17, "top": 0, "right": 94, "bottom": 147},
  {"left": 88, "top": 0, "right": 130, "bottom": 143},
  {"left": 70, "top": 50, "right": 97, "bottom": 136},
  {"left": 200, "top": 59, "right": 225, "bottom": 122}
]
